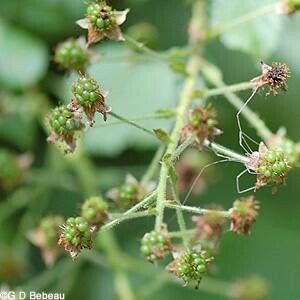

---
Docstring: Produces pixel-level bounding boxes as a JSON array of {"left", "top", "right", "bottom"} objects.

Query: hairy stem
[
  {"left": 155, "top": 0, "right": 204, "bottom": 230},
  {"left": 109, "top": 111, "right": 156, "bottom": 137},
  {"left": 203, "top": 139, "right": 250, "bottom": 165},
  {"left": 165, "top": 202, "right": 230, "bottom": 218},
  {"left": 195, "top": 81, "right": 256, "bottom": 99}
]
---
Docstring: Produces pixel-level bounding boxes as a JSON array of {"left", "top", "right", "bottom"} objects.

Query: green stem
[
  {"left": 194, "top": 81, "right": 256, "bottom": 99},
  {"left": 165, "top": 202, "right": 230, "bottom": 218},
  {"left": 124, "top": 34, "right": 167, "bottom": 61},
  {"left": 171, "top": 135, "right": 195, "bottom": 162},
  {"left": 203, "top": 139, "right": 250, "bottom": 165},
  {"left": 201, "top": 61, "right": 273, "bottom": 141},
  {"left": 168, "top": 229, "right": 195, "bottom": 238},
  {"left": 109, "top": 111, "right": 156, "bottom": 137},
  {"left": 207, "top": 3, "right": 278, "bottom": 39},
  {"left": 95, "top": 111, "right": 176, "bottom": 128},
  {"left": 100, "top": 210, "right": 156, "bottom": 232},
  {"left": 124, "top": 191, "right": 157, "bottom": 215}
]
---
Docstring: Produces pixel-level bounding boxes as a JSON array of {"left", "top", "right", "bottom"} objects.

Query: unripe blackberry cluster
[
  {"left": 181, "top": 104, "right": 221, "bottom": 148},
  {"left": 58, "top": 217, "right": 93, "bottom": 258},
  {"left": 87, "top": 3, "right": 116, "bottom": 32},
  {"left": 72, "top": 75, "right": 109, "bottom": 122},
  {"left": 188, "top": 107, "right": 218, "bottom": 130},
  {"left": 140, "top": 230, "right": 171, "bottom": 262},
  {"left": 0, "top": 149, "right": 22, "bottom": 191},
  {"left": 273, "top": 139, "right": 299, "bottom": 167},
  {"left": 54, "top": 39, "right": 89, "bottom": 72},
  {"left": 81, "top": 196, "right": 108, "bottom": 228},
  {"left": 256, "top": 149, "right": 290, "bottom": 188},
  {"left": 49, "top": 106, "right": 83, "bottom": 136},
  {"left": 168, "top": 250, "right": 210, "bottom": 286},
  {"left": 119, "top": 183, "right": 139, "bottom": 205},
  {"left": 229, "top": 196, "right": 259, "bottom": 235}
]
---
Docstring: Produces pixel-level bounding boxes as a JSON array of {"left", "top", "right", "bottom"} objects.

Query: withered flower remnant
[{"left": 229, "top": 196, "right": 259, "bottom": 235}]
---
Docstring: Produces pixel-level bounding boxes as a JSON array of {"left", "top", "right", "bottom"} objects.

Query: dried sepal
[
  {"left": 252, "top": 61, "right": 290, "bottom": 96},
  {"left": 229, "top": 196, "right": 259, "bottom": 235},
  {"left": 180, "top": 104, "right": 222, "bottom": 149},
  {"left": 70, "top": 74, "right": 110, "bottom": 125},
  {"left": 28, "top": 216, "right": 64, "bottom": 266},
  {"left": 77, "top": 2, "right": 129, "bottom": 45}
]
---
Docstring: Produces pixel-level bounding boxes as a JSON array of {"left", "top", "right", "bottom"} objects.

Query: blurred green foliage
[{"left": 0, "top": 0, "right": 299, "bottom": 299}]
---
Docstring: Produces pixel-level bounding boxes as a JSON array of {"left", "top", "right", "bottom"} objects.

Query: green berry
[
  {"left": 81, "top": 196, "right": 108, "bottom": 227},
  {"left": 119, "top": 183, "right": 139, "bottom": 204},
  {"left": 59, "top": 217, "right": 93, "bottom": 256},
  {"left": 86, "top": 3, "right": 116, "bottom": 31},
  {"left": 174, "top": 250, "right": 209, "bottom": 284},
  {"left": 256, "top": 149, "right": 290, "bottom": 186},
  {"left": 72, "top": 76, "right": 102, "bottom": 107},
  {"left": 140, "top": 230, "right": 171, "bottom": 262},
  {"left": 49, "top": 106, "right": 83, "bottom": 136},
  {"left": 55, "top": 39, "right": 89, "bottom": 71}
]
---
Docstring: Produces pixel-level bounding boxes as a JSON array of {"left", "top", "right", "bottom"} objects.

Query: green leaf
[
  {"left": 210, "top": 0, "right": 283, "bottom": 59},
  {"left": 153, "top": 128, "right": 172, "bottom": 143},
  {"left": 0, "top": 20, "right": 48, "bottom": 89},
  {"left": 74, "top": 43, "right": 178, "bottom": 156}
]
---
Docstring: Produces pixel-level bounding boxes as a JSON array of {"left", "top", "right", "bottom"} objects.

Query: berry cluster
[
  {"left": 229, "top": 196, "right": 259, "bottom": 235},
  {"left": 119, "top": 183, "right": 139, "bottom": 205},
  {"left": 256, "top": 149, "right": 290, "bottom": 189},
  {"left": 54, "top": 39, "right": 89, "bottom": 72},
  {"left": 140, "top": 230, "right": 171, "bottom": 262},
  {"left": 87, "top": 3, "right": 116, "bottom": 32},
  {"left": 58, "top": 217, "right": 93, "bottom": 258},
  {"left": 71, "top": 75, "right": 110, "bottom": 123},
  {"left": 270, "top": 138, "right": 299, "bottom": 167},
  {"left": 168, "top": 250, "right": 210, "bottom": 286},
  {"left": 81, "top": 196, "right": 108, "bottom": 228},
  {"left": 181, "top": 104, "right": 221, "bottom": 148},
  {"left": 77, "top": 1, "right": 128, "bottom": 44},
  {"left": 47, "top": 106, "right": 84, "bottom": 152}
]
